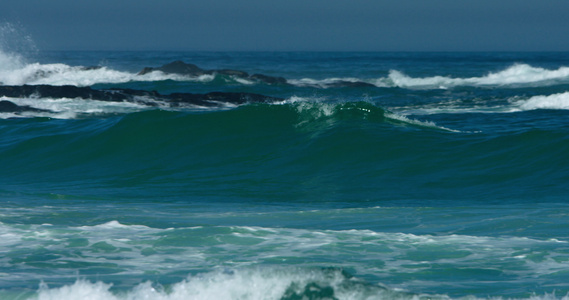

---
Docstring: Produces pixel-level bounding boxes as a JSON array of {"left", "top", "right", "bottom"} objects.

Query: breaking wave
[
  {"left": 14, "top": 268, "right": 427, "bottom": 300},
  {"left": 0, "top": 61, "right": 215, "bottom": 86},
  {"left": 384, "top": 64, "right": 569, "bottom": 89},
  {"left": 514, "top": 91, "right": 569, "bottom": 111},
  {"left": 3, "top": 45, "right": 569, "bottom": 90}
]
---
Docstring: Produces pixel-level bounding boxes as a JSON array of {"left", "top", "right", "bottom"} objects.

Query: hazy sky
[{"left": 2, "top": 0, "right": 569, "bottom": 51}]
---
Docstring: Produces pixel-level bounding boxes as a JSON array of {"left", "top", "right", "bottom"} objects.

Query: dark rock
[
  {"left": 0, "top": 85, "right": 128, "bottom": 102},
  {"left": 250, "top": 74, "right": 288, "bottom": 85},
  {"left": 82, "top": 66, "right": 103, "bottom": 71},
  {"left": 137, "top": 67, "right": 155, "bottom": 76},
  {"left": 216, "top": 69, "right": 249, "bottom": 77},
  {"left": 167, "top": 91, "right": 282, "bottom": 106},
  {"left": 159, "top": 61, "right": 205, "bottom": 75},
  {"left": 138, "top": 60, "right": 206, "bottom": 76},
  {"left": 137, "top": 61, "right": 290, "bottom": 85},
  {"left": 0, "top": 85, "right": 283, "bottom": 108},
  {"left": 0, "top": 100, "right": 49, "bottom": 113}
]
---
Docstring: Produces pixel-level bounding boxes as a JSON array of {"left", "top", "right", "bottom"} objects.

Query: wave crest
[
  {"left": 515, "top": 92, "right": 569, "bottom": 111},
  {"left": 385, "top": 64, "right": 569, "bottom": 89}
]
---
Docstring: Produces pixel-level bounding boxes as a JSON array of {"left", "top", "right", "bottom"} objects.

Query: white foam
[
  {"left": 30, "top": 270, "right": 569, "bottom": 300},
  {"left": 232, "top": 76, "right": 255, "bottom": 85},
  {"left": 514, "top": 92, "right": 569, "bottom": 111},
  {"left": 0, "top": 23, "right": 36, "bottom": 75},
  {"left": 385, "top": 64, "right": 569, "bottom": 89},
  {"left": 385, "top": 112, "right": 460, "bottom": 132},
  {"left": 79, "top": 220, "right": 153, "bottom": 231},
  {"left": 32, "top": 268, "right": 398, "bottom": 300},
  {"left": 286, "top": 64, "right": 569, "bottom": 90},
  {"left": 0, "top": 62, "right": 218, "bottom": 86},
  {"left": 3, "top": 219, "right": 569, "bottom": 299},
  {"left": 0, "top": 50, "right": 25, "bottom": 74}
]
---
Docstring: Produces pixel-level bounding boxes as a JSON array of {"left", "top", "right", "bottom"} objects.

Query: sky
[{"left": 2, "top": 0, "right": 569, "bottom": 51}]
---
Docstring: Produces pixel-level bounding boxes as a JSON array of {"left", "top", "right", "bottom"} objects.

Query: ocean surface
[{"left": 1, "top": 47, "right": 569, "bottom": 299}]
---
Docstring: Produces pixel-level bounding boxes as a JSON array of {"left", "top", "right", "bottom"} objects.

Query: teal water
[{"left": 1, "top": 51, "right": 569, "bottom": 299}]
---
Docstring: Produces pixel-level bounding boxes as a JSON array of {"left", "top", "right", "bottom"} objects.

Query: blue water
[{"left": 1, "top": 49, "right": 569, "bottom": 299}]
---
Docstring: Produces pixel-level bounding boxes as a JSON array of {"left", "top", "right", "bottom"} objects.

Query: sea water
[{"left": 1, "top": 46, "right": 569, "bottom": 299}]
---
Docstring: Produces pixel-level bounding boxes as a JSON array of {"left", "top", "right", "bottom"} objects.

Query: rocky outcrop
[
  {"left": 0, "top": 100, "right": 50, "bottom": 113},
  {"left": 138, "top": 61, "right": 289, "bottom": 85},
  {"left": 0, "top": 85, "right": 283, "bottom": 110},
  {"left": 137, "top": 61, "right": 380, "bottom": 88}
]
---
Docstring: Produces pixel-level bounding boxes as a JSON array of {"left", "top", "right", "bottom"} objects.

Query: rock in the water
[
  {"left": 216, "top": 69, "right": 250, "bottom": 78},
  {"left": 138, "top": 61, "right": 289, "bottom": 85},
  {"left": 0, "top": 85, "right": 129, "bottom": 102},
  {"left": 0, "top": 100, "right": 49, "bottom": 113},
  {"left": 250, "top": 74, "right": 288, "bottom": 85},
  {"left": 0, "top": 85, "right": 283, "bottom": 108},
  {"left": 138, "top": 60, "right": 206, "bottom": 76}
]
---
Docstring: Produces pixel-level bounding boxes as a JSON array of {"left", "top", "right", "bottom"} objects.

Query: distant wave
[
  {"left": 3, "top": 48, "right": 569, "bottom": 89},
  {"left": 384, "top": 64, "right": 569, "bottom": 89},
  {"left": 291, "top": 64, "right": 569, "bottom": 89}
]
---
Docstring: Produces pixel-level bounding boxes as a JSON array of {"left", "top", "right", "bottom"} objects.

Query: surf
[{"left": 383, "top": 64, "right": 569, "bottom": 89}]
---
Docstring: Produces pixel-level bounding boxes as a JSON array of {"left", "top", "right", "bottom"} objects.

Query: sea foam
[
  {"left": 31, "top": 270, "right": 569, "bottom": 300},
  {"left": 32, "top": 268, "right": 417, "bottom": 300},
  {"left": 384, "top": 64, "right": 569, "bottom": 89},
  {"left": 515, "top": 91, "right": 569, "bottom": 110},
  {"left": 0, "top": 61, "right": 213, "bottom": 86}
]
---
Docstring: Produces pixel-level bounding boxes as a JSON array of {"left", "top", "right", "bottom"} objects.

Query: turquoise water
[{"left": 1, "top": 50, "right": 569, "bottom": 299}]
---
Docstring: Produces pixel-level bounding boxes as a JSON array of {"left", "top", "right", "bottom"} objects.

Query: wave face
[
  {"left": 1, "top": 103, "right": 568, "bottom": 203},
  {"left": 2, "top": 48, "right": 569, "bottom": 299}
]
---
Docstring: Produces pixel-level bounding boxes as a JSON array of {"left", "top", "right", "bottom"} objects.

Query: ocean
[{"left": 1, "top": 48, "right": 569, "bottom": 299}]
